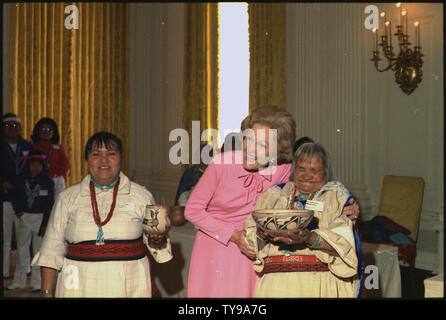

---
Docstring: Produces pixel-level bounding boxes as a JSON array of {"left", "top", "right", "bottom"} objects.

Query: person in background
[
  {"left": 32, "top": 131, "right": 172, "bottom": 297},
  {"left": 7, "top": 151, "right": 55, "bottom": 291},
  {"left": 245, "top": 143, "right": 359, "bottom": 297},
  {"left": 31, "top": 117, "right": 70, "bottom": 195},
  {"left": 175, "top": 143, "right": 214, "bottom": 206},
  {"left": 185, "top": 105, "right": 296, "bottom": 297},
  {"left": 293, "top": 136, "right": 314, "bottom": 154},
  {"left": 2, "top": 113, "right": 33, "bottom": 278}
]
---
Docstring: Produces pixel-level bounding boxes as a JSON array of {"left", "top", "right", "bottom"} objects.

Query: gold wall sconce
[{"left": 371, "top": 3, "right": 423, "bottom": 95}]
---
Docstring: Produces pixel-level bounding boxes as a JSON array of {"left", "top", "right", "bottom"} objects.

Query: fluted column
[
  {"left": 129, "top": 3, "right": 185, "bottom": 204},
  {"left": 287, "top": 3, "right": 371, "bottom": 209}
]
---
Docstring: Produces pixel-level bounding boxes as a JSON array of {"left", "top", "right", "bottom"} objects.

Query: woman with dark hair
[
  {"left": 31, "top": 117, "right": 70, "bottom": 195},
  {"left": 32, "top": 131, "right": 172, "bottom": 297}
]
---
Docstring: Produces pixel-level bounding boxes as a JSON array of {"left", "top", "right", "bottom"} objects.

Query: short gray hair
[{"left": 289, "top": 142, "right": 334, "bottom": 182}]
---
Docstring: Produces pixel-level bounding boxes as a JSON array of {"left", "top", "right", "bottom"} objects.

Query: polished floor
[{"left": 3, "top": 250, "right": 41, "bottom": 298}]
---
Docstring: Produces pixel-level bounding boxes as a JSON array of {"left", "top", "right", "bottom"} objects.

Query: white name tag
[
  {"left": 52, "top": 145, "right": 60, "bottom": 150},
  {"left": 306, "top": 200, "right": 324, "bottom": 211},
  {"left": 39, "top": 190, "right": 48, "bottom": 196}
]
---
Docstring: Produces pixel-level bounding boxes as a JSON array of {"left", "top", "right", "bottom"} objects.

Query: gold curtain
[
  {"left": 248, "top": 3, "right": 286, "bottom": 111},
  {"left": 183, "top": 3, "right": 219, "bottom": 165},
  {"left": 9, "top": 2, "right": 129, "bottom": 186}
]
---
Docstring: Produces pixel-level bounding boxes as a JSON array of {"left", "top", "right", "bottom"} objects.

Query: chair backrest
[{"left": 378, "top": 175, "right": 425, "bottom": 242}]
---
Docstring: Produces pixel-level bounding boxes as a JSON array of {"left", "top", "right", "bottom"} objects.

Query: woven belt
[
  {"left": 66, "top": 236, "right": 146, "bottom": 262},
  {"left": 263, "top": 255, "right": 329, "bottom": 273}
]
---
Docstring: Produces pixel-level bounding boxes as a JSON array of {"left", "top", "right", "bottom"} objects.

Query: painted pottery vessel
[
  {"left": 143, "top": 205, "right": 170, "bottom": 234},
  {"left": 252, "top": 209, "right": 314, "bottom": 234}
]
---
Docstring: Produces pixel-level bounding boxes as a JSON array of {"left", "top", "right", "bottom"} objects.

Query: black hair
[
  {"left": 24, "top": 150, "right": 49, "bottom": 172},
  {"left": 293, "top": 136, "right": 314, "bottom": 154},
  {"left": 84, "top": 131, "right": 123, "bottom": 160},
  {"left": 31, "top": 117, "right": 61, "bottom": 144},
  {"left": 3, "top": 112, "right": 18, "bottom": 120}
]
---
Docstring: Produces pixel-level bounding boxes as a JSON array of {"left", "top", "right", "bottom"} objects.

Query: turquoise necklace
[{"left": 90, "top": 176, "right": 120, "bottom": 190}]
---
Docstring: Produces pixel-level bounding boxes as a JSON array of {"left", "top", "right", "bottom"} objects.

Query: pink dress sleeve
[{"left": 185, "top": 161, "right": 236, "bottom": 246}]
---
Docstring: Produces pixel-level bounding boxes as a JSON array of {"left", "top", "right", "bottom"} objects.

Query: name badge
[
  {"left": 39, "top": 190, "right": 48, "bottom": 196},
  {"left": 306, "top": 200, "right": 324, "bottom": 211}
]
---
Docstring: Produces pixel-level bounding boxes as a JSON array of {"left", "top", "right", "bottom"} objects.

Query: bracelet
[
  {"left": 39, "top": 289, "right": 53, "bottom": 295},
  {"left": 308, "top": 234, "right": 322, "bottom": 249}
]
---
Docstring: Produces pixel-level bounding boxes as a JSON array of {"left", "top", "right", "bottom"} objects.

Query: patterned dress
[
  {"left": 244, "top": 181, "right": 359, "bottom": 298},
  {"left": 32, "top": 172, "right": 173, "bottom": 297}
]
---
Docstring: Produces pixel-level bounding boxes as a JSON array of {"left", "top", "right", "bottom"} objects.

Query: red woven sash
[
  {"left": 263, "top": 255, "right": 329, "bottom": 273},
  {"left": 66, "top": 237, "right": 146, "bottom": 262}
]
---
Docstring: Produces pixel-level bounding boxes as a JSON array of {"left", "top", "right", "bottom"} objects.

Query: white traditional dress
[
  {"left": 244, "top": 181, "right": 359, "bottom": 298},
  {"left": 32, "top": 172, "right": 173, "bottom": 297}
]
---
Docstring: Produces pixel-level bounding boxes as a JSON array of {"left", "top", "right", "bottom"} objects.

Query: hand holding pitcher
[{"left": 143, "top": 205, "right": 171, "bottom": 247}]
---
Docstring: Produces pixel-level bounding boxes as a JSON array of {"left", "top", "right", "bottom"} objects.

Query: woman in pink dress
[{"left": 185, "top": 106, "right": 296, "bottom": 297}]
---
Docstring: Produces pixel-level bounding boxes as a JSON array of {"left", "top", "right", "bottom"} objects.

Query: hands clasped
[
  {"left": 257, "top": 228, "right": 312, "bottom": 246},
  {"left": 231, "top": 229, "right": 256, "bottom": 260},
  {"left": 145, "top": 228, "right": 169, "bottom": 248}
]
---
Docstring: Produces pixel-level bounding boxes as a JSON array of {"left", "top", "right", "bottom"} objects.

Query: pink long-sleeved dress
[{"left": 185, "top": 151, "right": 291, "bottom": 297}]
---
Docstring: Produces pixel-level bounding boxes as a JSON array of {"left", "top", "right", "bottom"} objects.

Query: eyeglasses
[
  {"left": 4, "top": 122, "right": 19, "bottom": 128},
  {"left": 40, "top": 127, "right": 53, "bottom": 132}
]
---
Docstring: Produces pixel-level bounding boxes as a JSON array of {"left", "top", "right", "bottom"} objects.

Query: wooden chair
[{"left": 378, "top": 175, "right": 425, "bottom": 290}]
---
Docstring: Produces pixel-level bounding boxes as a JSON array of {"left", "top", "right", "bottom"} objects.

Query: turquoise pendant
[{"left": 96, "top": 226, "right": 105, "bottom": 245}]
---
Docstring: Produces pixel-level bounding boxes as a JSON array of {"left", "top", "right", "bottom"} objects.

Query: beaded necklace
[
  {"left": 89, "top": 177, "right": 120, "bottom": 245},
  {"left": 288, "top": 186, "right": 316, "bottom": 209}
]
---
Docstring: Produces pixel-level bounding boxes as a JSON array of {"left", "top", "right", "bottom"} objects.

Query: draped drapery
[
  {"left": 9, "top": 2, "right": 129, "bottom": 186},
  {"left": 183, "top": 3, "right": 219, "bottom": 165},
  {"left": 248, "top": 3, "right": 286, "bottom": 111}
]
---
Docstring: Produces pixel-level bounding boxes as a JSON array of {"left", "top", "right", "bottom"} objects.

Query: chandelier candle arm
[
  {"left": 402, "top": 9, "right": 408, "bottom": 35},
  {"left": 370, "top": 6, "right": 424, "bottom": 95},
  {"left": 396, "top": 3, "right": 402, "bottom": 25},
  {"left": 414, "top": 21, "right": 420, "bottom": 47},
  {"left": 372, "top": 28, "right": 378, "bottom": 51}
]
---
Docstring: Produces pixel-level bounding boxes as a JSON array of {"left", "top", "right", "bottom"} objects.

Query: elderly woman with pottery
[
  {"left": 32, "top": 131, "right": 172, "bottom": 297},
  {"left": 185, "top": 106, "right": 296, "bottom": 297},
  {"left": 244, "top": 142, "right": 359, "bottom": 298},
  {"left": 31, "top": 118, "right": 70, "bottom": 195}
]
